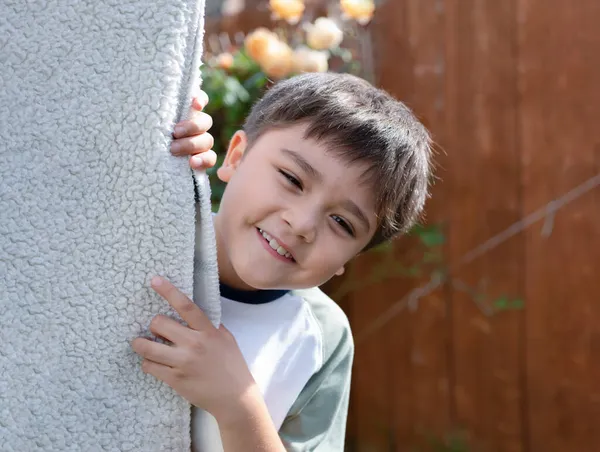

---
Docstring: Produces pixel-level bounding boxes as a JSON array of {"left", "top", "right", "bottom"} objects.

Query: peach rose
[
  {"left": 340, "top": 0, "right": 375, "bottom": 25},
  {"left": 292, "top": 47, "right": 329, "bottom": 73},
  {"left": 244, "top": 27, "right": 278, "bottom": 63},
  {"left": 269, "top": 0, "right": 305, "bottom": 25},
  {"left": 214, "top": 52, "right": 234, "bottom": 70},
  {"left": 259, "top": 39, "right": 294, "bottom": 79},
  {"left": 305, "top": 17, "right": 344, "bottom": 50}
]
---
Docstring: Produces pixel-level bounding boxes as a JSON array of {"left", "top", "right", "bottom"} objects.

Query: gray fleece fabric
[{"left": 0, "top": 1, "right": 220, "bottom": 450}]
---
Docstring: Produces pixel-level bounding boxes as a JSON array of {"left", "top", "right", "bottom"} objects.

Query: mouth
[{"left": 256, "top": 228, "right": 296, "bottom": 263}]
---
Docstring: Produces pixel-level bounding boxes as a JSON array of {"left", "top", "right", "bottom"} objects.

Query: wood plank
[
  {"left": 369, "top": 2, "right": 416, "bottom": 448},
  {"left": 373, "top": 0, "right": 453, "bottom": 448},
  {"left": 347, "top": 254, "right": 395, "bottom": 451},
  {"left": 518, "top": 1, "right": 600, "bottom": 450},
  {"left": 444, "top": 0, "right": 525, "bottom": 450}
]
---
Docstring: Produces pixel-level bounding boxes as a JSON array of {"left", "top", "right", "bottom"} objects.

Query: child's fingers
[
  {"left": 190, "top": 150, "right": 217, "bottom": 170},
  {"left": 141, "top": 359, "right": 176, "bottom": 385},
  {"left": 171, "top": 133, "right": 214, "bottom": 156},
  {"left": 151, "top": 276, "right": 213, "bottom": 332},
  {"left": 192, "top": 90, "right": 209, "bottom": 111},
  {"left": 173, "top": 112, "right": 213, "bottom": 139},
  {"left": 149, "top": 314, "right": 195, "bottom": 345},
  {"left": 131, "top": 337, "right": 180, "bottom": 367}
]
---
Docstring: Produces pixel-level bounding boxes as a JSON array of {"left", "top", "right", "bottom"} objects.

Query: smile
[{"left": 257, "top": 228, "right": 295, "bottom": 263}]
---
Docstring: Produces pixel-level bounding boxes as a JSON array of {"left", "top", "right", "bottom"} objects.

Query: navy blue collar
[{"left": 219, "top": 282, "right": 289, "bottom": 305}]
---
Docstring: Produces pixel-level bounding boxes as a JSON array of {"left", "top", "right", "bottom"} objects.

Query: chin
[
  {"left": 235, "top": 270, "right": 293, "bottom": 291},
  {"left": 232, "top": 265, "right": 276, "bottom": 290}
]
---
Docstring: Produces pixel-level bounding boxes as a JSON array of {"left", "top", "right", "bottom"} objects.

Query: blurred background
[{"left": 201, "top": 1, "right": 600, "bottom": 450}]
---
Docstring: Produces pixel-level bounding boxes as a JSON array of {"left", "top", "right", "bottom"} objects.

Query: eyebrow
[
  {"left": 281, "top": 148, "right": 371, "bottom": 233},
  {"left": 281, "top": 148, "right": 323, "bottom": 182},
  {"left": 342, "top": 199, "right": 371, "bottom": 233}
]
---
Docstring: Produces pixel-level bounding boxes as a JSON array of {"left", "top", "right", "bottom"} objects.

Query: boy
[{"left": 132, "top": 72, "right": 432, "bottom": 451}]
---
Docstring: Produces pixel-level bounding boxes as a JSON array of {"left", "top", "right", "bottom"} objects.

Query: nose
[{"left": 282, "top": 206, "right": 318, "bottom": 243}]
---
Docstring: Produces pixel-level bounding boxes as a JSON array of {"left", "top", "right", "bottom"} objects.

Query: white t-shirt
[{"left": 191, "top": 284, "right": 354, "bottom": 451}]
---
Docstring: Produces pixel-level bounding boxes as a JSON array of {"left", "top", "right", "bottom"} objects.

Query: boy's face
[{"left": 214, "top": 123, "right": 377, "bottom": 290}]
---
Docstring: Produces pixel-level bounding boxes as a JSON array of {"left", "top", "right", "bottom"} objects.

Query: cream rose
[
  {"left": 305, "top": 17, "right": 344, "bottom": 50},
  {"left": 292, "top": 46, "right": 329, "bottom": 73}
]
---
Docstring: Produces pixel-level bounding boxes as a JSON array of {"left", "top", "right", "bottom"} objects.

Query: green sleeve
[{"left": 278, "top": 288, "right": 355, "bottom": 451}]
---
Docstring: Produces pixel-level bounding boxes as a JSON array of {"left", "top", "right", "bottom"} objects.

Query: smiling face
[{"left": 214, "top": 123, "right": 378, "bottom": 291}]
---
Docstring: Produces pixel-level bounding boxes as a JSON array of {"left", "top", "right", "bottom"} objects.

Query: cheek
[
  {"left": 228, "top": 168, "right": 285, "bottom": 218},
  {"left": 248, "top": 172, "right": 290, "bottom": 208},
  {"left": 228, "top": 167, "right": 265, "bottom": 202},
  {"left": 311, "top": 235, "right": 355, "bottom": 267}
]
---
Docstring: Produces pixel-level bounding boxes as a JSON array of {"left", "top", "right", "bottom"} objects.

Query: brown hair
[{"left": 243, "top": 72, "right": 432, "bottom": 249}]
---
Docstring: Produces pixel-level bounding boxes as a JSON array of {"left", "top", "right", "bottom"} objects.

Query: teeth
[
  {"left": 260, "top": 229, "right": 272, "bottom": 241},
  {"left": 259, "top": 228, "right": 292, "bottom": 260}
]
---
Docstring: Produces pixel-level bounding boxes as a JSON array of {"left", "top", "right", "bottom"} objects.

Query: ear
[
  {"left": 334, "top": 266, "right": 345, "bottom": 276},
  {"left": 217, "top": 130, "right": 248, "bottom": 183}
]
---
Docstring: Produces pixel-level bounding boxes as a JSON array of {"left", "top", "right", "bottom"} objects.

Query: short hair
[{"left": 243, "top": 72, "right": 432, "bottom": 250}]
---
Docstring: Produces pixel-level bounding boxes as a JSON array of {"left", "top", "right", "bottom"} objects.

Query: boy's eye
[
  {"left": 332, "top": 215, "right": 354, "bottom": 237},
  {"left": 279, "top": 169, "right": 303, "bottom": 190}
]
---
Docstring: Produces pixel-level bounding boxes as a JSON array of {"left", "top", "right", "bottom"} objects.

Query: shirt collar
[{"left": 219, "top": 282, "right": 289, "bottom": 304}]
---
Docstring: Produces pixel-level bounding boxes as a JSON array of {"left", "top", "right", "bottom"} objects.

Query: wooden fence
[{"left": 204, "top": 1, "right": 600, "bottom": 450}]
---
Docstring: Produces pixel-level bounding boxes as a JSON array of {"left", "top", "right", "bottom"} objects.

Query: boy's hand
[
  {"left": 132, "top": 276, "right": 260, "bottom": 428},
  {"left": 171, "top": 91, "right": 217, "bottom": 171}
]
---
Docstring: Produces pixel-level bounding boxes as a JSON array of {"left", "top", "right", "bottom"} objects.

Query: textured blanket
[{"left": 0, "top": 1, "right": 220, "bottom": 450}]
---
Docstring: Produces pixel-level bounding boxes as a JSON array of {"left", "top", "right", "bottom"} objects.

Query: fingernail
[
  {"left": 191, "top": 155, "right": 203, "bottom": 167},
  {"left": 174, "top": 126, "right": 185, "bottom": 137},
  {"left": 171, "top": 141, "right": 181, "bottom": 153},
  {"left": 151, "top": 276, "right": 163, "bottom": 287}
]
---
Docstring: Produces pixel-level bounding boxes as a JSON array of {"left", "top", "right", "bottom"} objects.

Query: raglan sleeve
[{"left": 278, "top": 297, "right": 354, "bottom": 452}]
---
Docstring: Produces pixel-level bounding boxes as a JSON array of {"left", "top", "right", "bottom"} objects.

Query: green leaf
[
  {"left": 493, "top": 296, "right": 509, "bottom": 310},
  {"left": 405, "top": 266, "right": 421, "bottom": 277},
  {"left": 511, "top": 299, "right": 525, "bottom": 309},
  {"left": 210, "top": 180, "right": 226, "bottom": 204},
  {"left": 243, "top": 71, "right": 268, "bottom": 92},
  {"left": 223, "top": 125, "right": 238, "bottom": 143},
  {"left": 329, "top": 47, "right": 353, "bottom": 63},
  {"left": 221, "top": 77, "right": 250, "bottom": 107},
  {"left": 493, "top": 296, "right": 525, "bottom": 311},
  {"left": 423, "top": 250, "right": 443, "bottom": 263},
  {"left": 370, "top": 241, "right": 394, "bottom": 254},
  {"left": 409, "top": 224, "right": 445, "bottom": 247},
  {"left": 232, "top": 48, "right": 261, "bottom": 75},
  {"left": 420, "top": 230, "right": 445, "bottom": 247}
]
